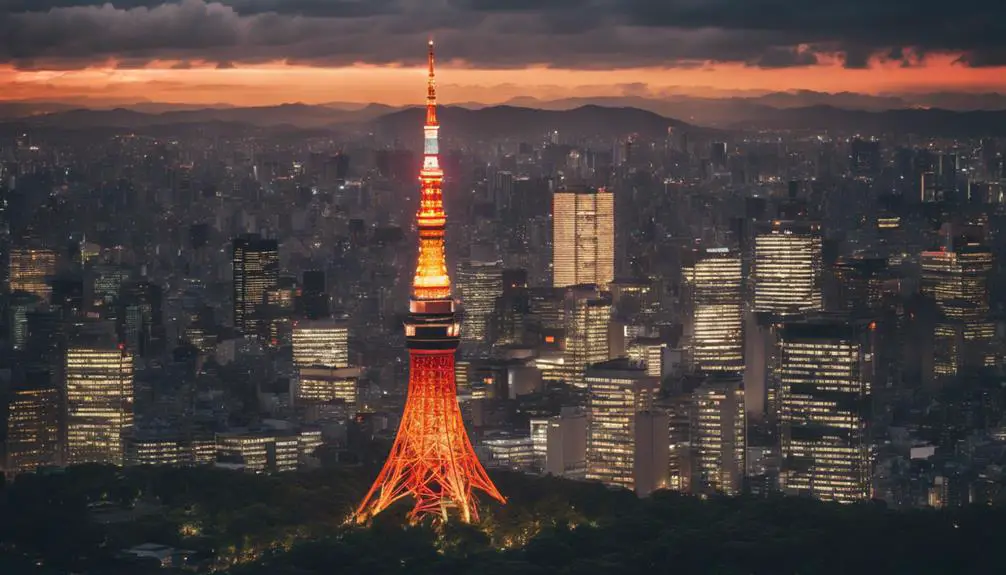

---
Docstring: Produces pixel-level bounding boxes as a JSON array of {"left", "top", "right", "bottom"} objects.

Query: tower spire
[
  {"left": 426, "top": 38, "right": 437, "bottom": 125},
  {"left": 413, "top": 38, "right": 447, "bottom": 300}
]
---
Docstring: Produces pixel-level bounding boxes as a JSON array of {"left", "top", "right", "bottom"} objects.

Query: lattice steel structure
[{"left": 356, "top": 41, "right": 505, "bottom": 523}]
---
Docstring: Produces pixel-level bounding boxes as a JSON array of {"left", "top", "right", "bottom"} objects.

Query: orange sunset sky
[{"left": 3, "top": 53, "right": 1006, "bottom": 107}]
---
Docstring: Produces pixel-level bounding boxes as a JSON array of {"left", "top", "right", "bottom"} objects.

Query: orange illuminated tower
[{"left": 356, "top": 40, "right": 505, "bottom": 523}]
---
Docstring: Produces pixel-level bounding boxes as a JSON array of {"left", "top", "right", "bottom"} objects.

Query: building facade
[
  {"left": 753, "top": 220, "right": 823, "bottom": 316},
  {"left": 553, "top": 187, "right": 614, "bottom": 288},
  {"left": 690, "top": 247, "right": 744, "bottom": 372},
  {"left": 232, "top": 234, "right": 279, "bottom": 336},
  {"left": 777, "top": 318, "right": 873, "bottom": 503},
  {"left": 691, "top": 374, "right": 746, "bottom": 495},
  {"left": 586, "top": 359, "right": 667, "bottom": 496},
  {"left": 65, "top": 346, "right": 134, "bottom": 466}
]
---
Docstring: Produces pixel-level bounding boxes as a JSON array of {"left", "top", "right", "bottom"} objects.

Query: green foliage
[{"left": 3, "top": 466, "right": 1006, "bottom": 574}]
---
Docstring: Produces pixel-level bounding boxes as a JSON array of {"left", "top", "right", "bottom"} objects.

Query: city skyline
[{"left": 3, "top": 3, "right": 1006, "bottom": 570}]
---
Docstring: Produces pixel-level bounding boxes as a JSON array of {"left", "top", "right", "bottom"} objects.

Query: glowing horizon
[{"left": 2, "top": 53, "right": 1006, "bottom": 108}]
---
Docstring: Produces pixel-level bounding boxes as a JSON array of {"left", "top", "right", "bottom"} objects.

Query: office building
[
  {"left": 543, "top": 408, "right": 588, "bottom": 479},
  {"left": 690, "top": 247, "right": 744, "bottom": 372},
  {"left": 691, "top": 374, "right": 746, "bottom": 495},
  {"left": 296, "top": 366, "right": 360, "bottom": 407},
  {"left": 216, "top": 432, "right": 300, "bottom": 473},
  {"left": 8, "top": 245, "right": 57, "bottom": 299},
  {"left": 117, "top": 279, "right": 164, "bottom": 358},
  {"left": 777, "top": 318, "right": 873, "bottom": 503},
  {"left": 232, "top": 234, "right": 279, "bottom": 336},
  {"left": 920, "top": 241, "right": 995, "bottom": 380},
  {"left": 457, "top": 245, "right": 504, "bottom": 345},
  {"left": 586, "top": 359, "right": 668, "bottom": 496},
  {"left": 65, "top": 346, "right": 135, "bottom": 466},
  {"left": 564, "top": 286, "right": 612, "bottom": 387},
  {"left": 125, "top": 437, "right": 216, "bottom": 466},
  {"left": 3, "top": 371, "right": 60, "bottom": 478},
  {"left": 753, "top": 220, "right": 823, "bottom": 315},
  {"left": 292, "top": 319, "right": 349, "bottom": 369},
  {"left": 553, "top": 187, "right": 614, "bottom": 288},
  {"left": 831, "top": 256, "right": 888, "bottom": 313},
  {"left": 481, "top": 435, "right": 536, "bottom": 472}
]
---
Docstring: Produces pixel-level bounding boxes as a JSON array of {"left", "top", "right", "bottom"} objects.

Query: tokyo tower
[{"left": 356, "top": 40, "right": 505, "bottom": 524}]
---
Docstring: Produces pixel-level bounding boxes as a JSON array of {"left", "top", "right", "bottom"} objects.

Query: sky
[{"left": 1, "top": 0, "right": 1005, "bottom": 106}]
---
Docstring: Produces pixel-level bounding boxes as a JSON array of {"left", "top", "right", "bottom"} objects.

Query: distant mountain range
[
  {"left": 4, "top": 90, "right": 1006, "bottom": 137},
  {"left": 3, "top": 102, "right": 397, "bottom": 129},
  {"left": 370, "top": 105, "right": 694, "bottom": 141}
]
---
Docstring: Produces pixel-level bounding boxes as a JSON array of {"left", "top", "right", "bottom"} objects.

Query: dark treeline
[{"left": 1, "top": 466, "right": 1003, "bottom": 574}]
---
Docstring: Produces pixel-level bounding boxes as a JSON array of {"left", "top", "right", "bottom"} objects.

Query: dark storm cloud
[
  {"left": 0, "top": 0, "right": 400, "bottom": 17},
  {"left": 0, "top": 0, "right": 1003, "bottom": 70},
  {"left": 621, "top": 0, "right": 1006, "bottom": 67},
  {"left": 749, "top": 47, "right": 819, "bottom": 69}
]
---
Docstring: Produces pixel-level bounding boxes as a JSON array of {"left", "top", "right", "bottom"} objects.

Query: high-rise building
[
  {"left": 8, "top": 245, "right": 56, "bottom": 299},
  {"left": 7, "top": 290, "right": 42, "bottom": 350},
  {"left": 232, "top": 234, "right": 279, "bottom": 336},
  {"left": 920, "top": 241, "right": 995, "bottom": 380},
  {"left": 564, "top": 286, "right": 611, "bottom": 387},
  {"left": 753, "top": 220, "right": 823, "bottom": 315},
  {"left": 691, "top": 373, "right": 745, "bottom": 495},
  {"left": 65, "top": 345, "right": 134, "bottom": 466},
  {"left": 920, "top": 244, "right": 993, "bottom": 315},
  {"left": 117, "top": 279, "right": 164, "bottom": 358},
  {"left": 457, "top": 245, "right": 503, "bottom": 345},
  {"left": 777, "top": 318, "right": 873, "bottom": 503},
  {"left": 357, "top": 41, "right": 504, "bottom": 524},
  {"left": 553, "top": 187, "right": 614, "bottom": 288},
  {"left": 3, "top": 371, "right": 60, "bottom": 478},
  {"left": 830, "top": 255, "right": 888, "bottom": 313},
  {"left": 585, "top": 359, "right": 667, "bottom": 496},
  {"left": 292, "top": 319, "right": 350, "bottom": 369},
  {"left": 690, "top": 247, "right": 744, "bottom": 372}
]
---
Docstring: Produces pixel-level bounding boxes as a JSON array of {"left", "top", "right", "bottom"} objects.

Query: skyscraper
[
  {"left": 232, "top": 234, "right": 279, "bottom": 336},
  {"left": 753, "top": 220, "right": 823, "bottom": 316},
  {"left": 564, "top": 286, "right": 612, "bottom": 387},
  {"left": 65, "top": 345, "right": 134, "bottom": 466},
  {"left": 457, "top": 245, "right": 503, "bottom": 346},
  {"left": 357, "top": 42, "right": 504, "bottom": 524},
  {"left": 777, "top": 318, "right": 873, "bottom": 503},
  {"left": 691, "top": 373, "right": 745, "bottom": 495},
  {"left": 553, "top": 187, "right": 614, "bottom": 288},
  {"left": 920, "top": 241, "right": 995, "bottom": 380},
  {"left": 8, "top": 245, "right": 57, "bottom": 299},
  {"left": 690, "top": 247, "right": 744, "bottom": 372},
  {"left": 117, "top": 279, "right": 164, "bottom": 358},
  {"left": 585, "top": 359, "right": 667, "bottom": 496},
  {"left": 3, "top": 371, "right": 60, "bottom": 478}
]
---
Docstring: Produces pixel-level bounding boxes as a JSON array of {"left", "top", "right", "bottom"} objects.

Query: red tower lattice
[{"left": 356, "top": 40, "right": 505, "bottom": 524}]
